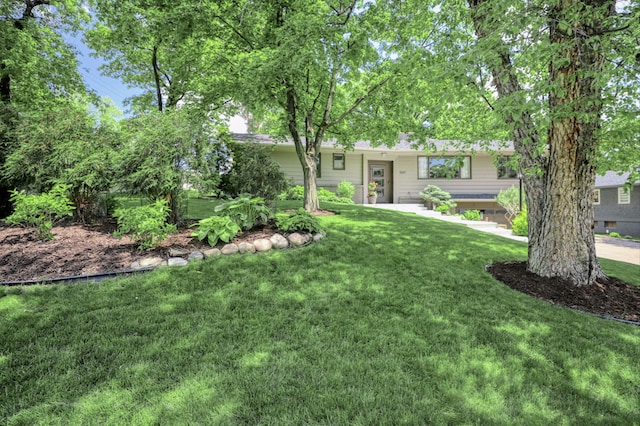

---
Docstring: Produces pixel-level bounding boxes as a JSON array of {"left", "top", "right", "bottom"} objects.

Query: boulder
[
  {"left": 270, "top": 233, "right": 289, "bottom": 249},
  {"left": 169, "top": 248, "right": 189, "bottom": 257},
  {"left": 313, "top": 232, "right": 326, "bottom": 242},
  {"left": 238, "top": 242, "right": 256, "bottom": 254},
  {"left": 221, "top": 243, "right": 239, "bottom": 255},
  {"left": 188, "top": 251, "right": 204, "bottom": 262},
  {"left": 203, "top": 248, "right": 221, "bottom": 258},
  {"left": 168, "top": 257, "right": 188, "bottom": 266},
  {"left": 287, "top": 232, "right": 310, "bottom": 247},
  {"left": 138, "top": 257, "right": 165, "bottom": 268},
  {"left": 253, "top": 239, "right": 273, "bottom": 252}
]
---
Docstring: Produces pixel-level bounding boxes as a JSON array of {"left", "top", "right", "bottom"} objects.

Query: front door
[{"left": 369, "top": 162, "right": 392, "bottom": 203}]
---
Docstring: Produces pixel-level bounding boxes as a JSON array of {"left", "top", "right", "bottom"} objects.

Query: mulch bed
[{"left": 487, "top": 261, "right": 640, "bottom": 322}]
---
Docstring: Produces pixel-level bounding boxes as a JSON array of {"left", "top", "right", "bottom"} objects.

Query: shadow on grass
[{"left": 1, "top": 204, "right": 639, "bottom": 424}]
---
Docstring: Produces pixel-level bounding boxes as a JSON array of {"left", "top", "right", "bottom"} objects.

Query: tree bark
[
  {"left": 468, "top": 0, "right": 610, "bottom": 285},
  {"left": 286, "top": 84, "right": 321, "bottom": 211}
]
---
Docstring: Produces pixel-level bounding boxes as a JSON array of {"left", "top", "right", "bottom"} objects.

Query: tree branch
[{"left": 324, "top": 72, "right": 395, "bottom": 129}]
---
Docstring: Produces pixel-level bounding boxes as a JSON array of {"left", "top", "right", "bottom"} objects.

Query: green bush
[
  {"left": 420, "top": 185, "right": 453, "bottom": 209},
  {"left": 191, "top": 215, "right": 241, "bottom": 247},
  {"left": 279, "top": 185, "right": 353, "bottom": 204},
  {"left": 113, "top": 199, "right": 176, "bottom": 250},
  {"left": 336, "top": 180, "right": 355, "bottom": 200},
  {"left": 435, "top": 204, "right": 451, "bottom": 214},
  {"left": 219, "top": 142, "right": 290, "bottom": 203},
  {"left": 512, "top": 208, "right": 528, "bottom": 236},
  {"left": 278, "top": 185, "right": 305, "bottom": 201},
  {"left": 608, "top": 231, "right": 621, "bottom": 238},
  {"left": 463, "top": 209, "right": 482, "bottom": 221},
  {"left": 214, "top": 194, "right": 271, "bottom": 231},
  {"left": 276, "top": 208, "right": 324, "bottom": 234},
  {"left": 5, "top": 184, "right": 75, "bottom": 240}
]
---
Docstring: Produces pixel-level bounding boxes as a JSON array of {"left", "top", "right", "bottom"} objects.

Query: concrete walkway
[{"left": 369, "top": 203, "right": 640, "bottom": 266}]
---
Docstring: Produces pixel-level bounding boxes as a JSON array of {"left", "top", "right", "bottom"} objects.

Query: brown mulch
[
  {"left": 487, "top": 261, "right": 640, "bottom": 323},
  {"left": 0, "top": 210, "right": 337, "bottom": 283},
  {"left": 0, "top": 220, "right": 281, "bottom": 283}
]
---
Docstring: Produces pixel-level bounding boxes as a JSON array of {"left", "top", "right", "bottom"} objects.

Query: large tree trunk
[
  {"left": 468, "top": 0, "right": 610, "bottom": 286},
  {"left": 527, "top": 0, "right": 608, "bottom": 285}
]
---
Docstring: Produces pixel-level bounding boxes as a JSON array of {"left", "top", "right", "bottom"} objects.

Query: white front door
[{"left": 369, "top": 163, "right": 392, "bottom": 203}]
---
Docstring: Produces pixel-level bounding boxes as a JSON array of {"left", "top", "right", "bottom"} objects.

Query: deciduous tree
[{"left": 462, "top": 0, "right": 639, "bottom": 285}]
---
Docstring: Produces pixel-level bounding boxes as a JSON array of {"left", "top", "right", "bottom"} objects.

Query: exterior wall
[
  {"left": 385, "top": 153, "right": 518, "bottom": 203},
  {"left": 269, "top": 145, "right": 519, "bottom": 209},
  {"left": 594, "top": 185, "right": 640, "bottom": 237},
  {"left": 272, "top": 146, "right": 364, "bottom": 203}
]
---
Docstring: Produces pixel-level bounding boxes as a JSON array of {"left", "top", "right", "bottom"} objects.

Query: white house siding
[
  {"left": 272, "top": 146, "right": 365, "bottom": 203},
  {"left": 234, "top": 134, "right": 518, "bottom": 211},
  {"left": 387, "top": 153, "right": 518, "bottom": 202}
]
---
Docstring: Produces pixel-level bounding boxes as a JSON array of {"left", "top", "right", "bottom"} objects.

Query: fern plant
[{"left": 191, "top": 215, "right": 241, "bottom": 247}]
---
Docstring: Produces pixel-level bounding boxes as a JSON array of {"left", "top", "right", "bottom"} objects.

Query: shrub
[
  {"left": 279, "top": 185, "right": 353, "bottom": 204},
  {"left": 113, "top": 199, "right": 176, "bottom": 250},
  {"left": 463, "top": 209, "right": 482, "bottom": 221},
  {"left": 219, "top": 142, "right": 290, "bottom": 203},
  {"left": 214, "top": 194, "right": 271, "bottom": 231},
  {"left": 435, "top": 204, "right": 451, "bottom": 214},
  {"left": 495, "top": 185, "right": 524, "bottom": 225},
  {"left": 336, "top": 180, "right": 355, "bottom": 200},
  {"left": 608, "top": 231, "right": 621, "bottom": 238},
  {"left": 191, "top": 215, "right": 241, "bottom": 247},
  {"left": 5, "top": 184, "right": 75, "bottom": 240},
  {"left": 277, "top": 208, "right": 324, "bottom": 234},
  {"left": 511, "top": 208, "right": 528, "bottom": 236},
  {"left": 420, "top": 185, "right": 452, "bottom": 209},
  {"left": 278, "top": 185, "right": 305, "bottom": 201}
]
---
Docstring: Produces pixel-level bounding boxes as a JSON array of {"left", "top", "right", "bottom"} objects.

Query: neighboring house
[
  {"left": 594, "top": 172, "right": 640, "bottom": 237},
  {"left": 232, "top": 133, "right": 521, "bottom": 224}
]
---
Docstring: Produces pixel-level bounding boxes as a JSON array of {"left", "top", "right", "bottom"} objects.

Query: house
[
  {"left": 594, "top": 171, "right": 640, "bottom": 237},
  {"left": 232, "top": 133, "right": 521, "bottom": 224}
]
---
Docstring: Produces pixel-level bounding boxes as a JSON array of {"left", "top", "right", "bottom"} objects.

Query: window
[
  {"left": 316, "top": 153, "right": 321, "bottom": 178},
  {"left": 497, "top": 156, "right": 518, "bottom": 179},
  {"left": 593, "top": 189, "right": 600, "bottom": 205},
  {"left": 333, "top": 153, "right": 345, "bottom": 170},
  {"left": 418, "top": 156, "right": 470, "bottom": 179},
  {"left": 605, "top": 221, "right": 617, "bottom": 229},
  {"left": 618, "top": 187, "right": 630, "bottom": 204}
]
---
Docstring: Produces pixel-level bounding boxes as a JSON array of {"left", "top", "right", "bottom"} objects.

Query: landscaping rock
[
  {"left": 188, "top": 251, "right": 204, "bottom": 262},
  {"left": 253, "top": 239, "right": 273, "bottom": 252},
  {"left": 169, "top": 248, "right": 189, "bottom": 257},
  {"left": 138, "top": 257, "right": 165, "bottom": 268},
  {"left": 238, "top": 242, "right": 256, "bottom": 254},
  {"left": 270, "top": 233, "right": 289, "bottom": 249},
  {"left": 221, "top": 243, "right": 239, "bottom": 255},
  {"left": 287, "top": 232, "right": 309, "bottom": 247},
  {"left": 203, "top": 248, "right": 221, "bottom": 258},
  {"left": 313, "top": 232, "right": 326, "bottom": 242},
  {"left": 168, "top": 257, "right": 188, "bottom": 266}
]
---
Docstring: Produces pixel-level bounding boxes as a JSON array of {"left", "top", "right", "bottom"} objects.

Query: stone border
[
  {"left": 1, "top": 232, "right": 325, "bottom": 287},
  {"left": 130, "top": 232, "right": 325, "bottom": 270}
]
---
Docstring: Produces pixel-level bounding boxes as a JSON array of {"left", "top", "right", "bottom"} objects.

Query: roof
[
  {"left": 231, "top": 133, "right": 514, "bottom": 154},
  {"left": 595, "top": 171, "right": 640, "bottom": 188}
]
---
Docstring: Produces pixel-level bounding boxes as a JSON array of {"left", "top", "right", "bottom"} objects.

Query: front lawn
[{"left": 1, "top": 203, "right": 639, "bottom": 424}]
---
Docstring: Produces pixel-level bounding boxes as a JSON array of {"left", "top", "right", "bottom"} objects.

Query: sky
[{"left": 64, "top": 32, "right": 248, "bottom": 132}]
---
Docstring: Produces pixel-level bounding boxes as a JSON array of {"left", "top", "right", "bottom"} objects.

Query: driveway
[{"left": 370, "top": 203, "right": 640, "bottom": 266}]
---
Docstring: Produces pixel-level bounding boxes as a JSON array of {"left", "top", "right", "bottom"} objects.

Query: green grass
[{"left": 1, "top": 203, "right": 639, "bottom": 425}]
